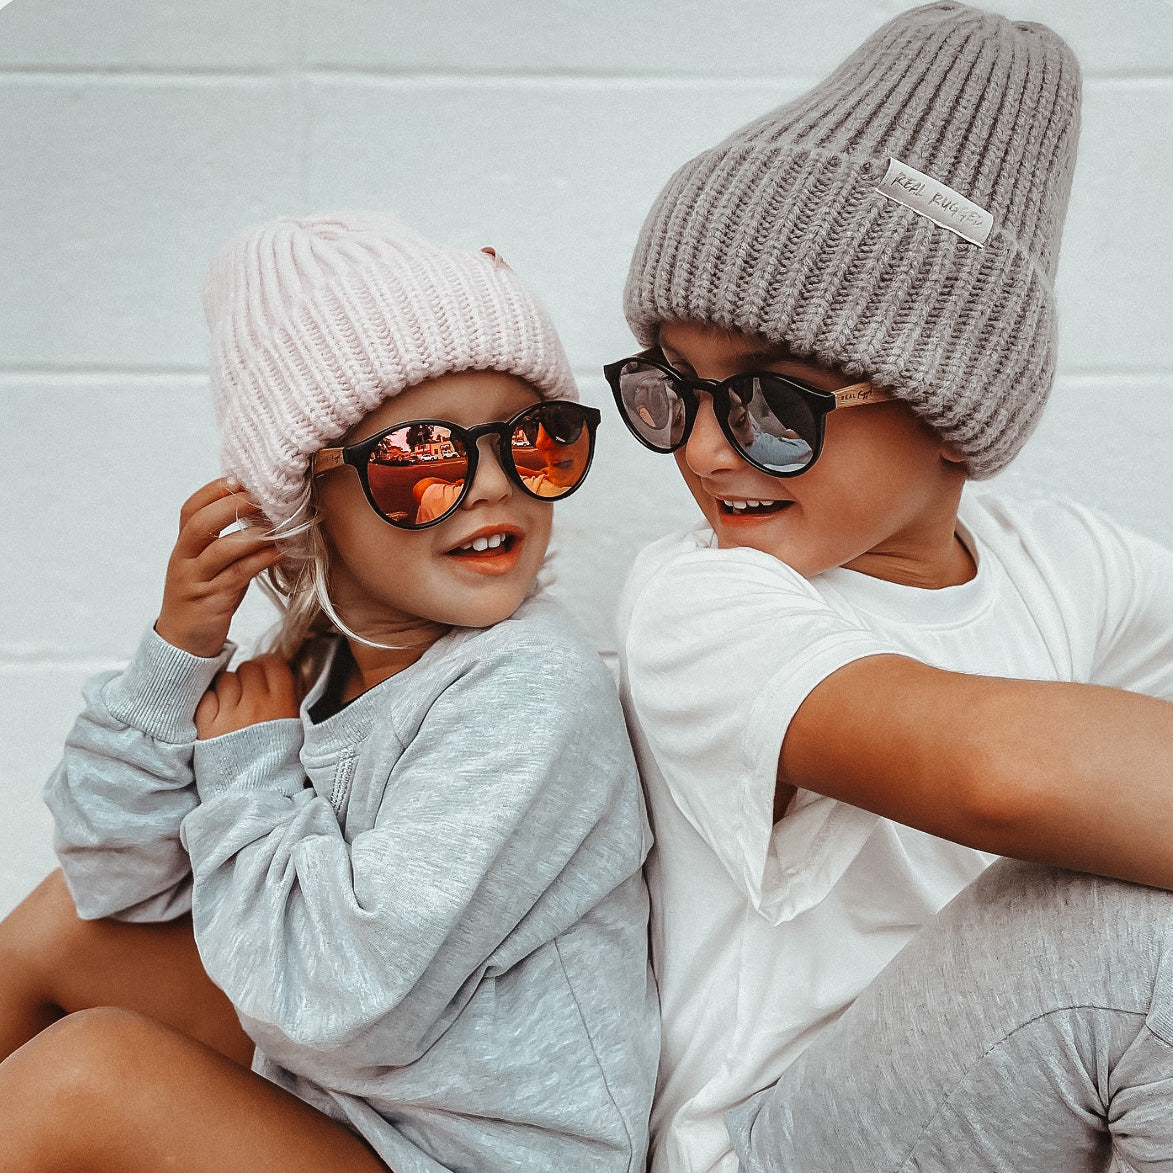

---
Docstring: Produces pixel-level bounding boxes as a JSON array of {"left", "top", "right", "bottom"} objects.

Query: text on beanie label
[{"left": 876, "top": 157, "right": 993, "bottom": 247}]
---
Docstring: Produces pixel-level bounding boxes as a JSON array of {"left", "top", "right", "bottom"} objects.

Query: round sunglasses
[
  {"left": 603, "top": 351, "right": 889, "bottom": 477},
  {"left": 313, "top": 401, "right": 601, "bottom": 529}
]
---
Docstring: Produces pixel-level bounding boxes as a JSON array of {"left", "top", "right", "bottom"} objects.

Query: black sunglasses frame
[
  {"left": 313, "top": 401, "right": 602, "bottom": 530},
  {"left": 603, "top": 350, "right": 883, "bottom": 478}
]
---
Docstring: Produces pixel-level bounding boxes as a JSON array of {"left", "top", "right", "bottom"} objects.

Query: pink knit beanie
[{"left": 204, "top": 212, "right": 578, "bottom": 524}]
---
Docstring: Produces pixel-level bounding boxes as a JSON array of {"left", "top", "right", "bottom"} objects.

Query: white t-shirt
[{"left": 617, "top": 491, "right": 1173, "bottom": 1173}]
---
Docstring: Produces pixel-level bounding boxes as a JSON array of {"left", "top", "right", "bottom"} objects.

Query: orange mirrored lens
[
  {"left": 511, "top": 406, "right": 592, "bottom": 498},
  {"left": 365, "top": 423, "right": 469, "bottom": 526}
]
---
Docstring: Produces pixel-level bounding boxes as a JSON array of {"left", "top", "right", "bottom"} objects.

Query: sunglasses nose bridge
[
  {"left": 461, "top": 429, "right": 516, "bottom": 496},
  {"left": 685, "top": 384, "right": 720, "bottom": 432},
  {"left": 681, "top": 377, "right": 729, "bottom": 423},
  {"left": 680, "top": 387, "right": 748, "bottom": 476},
  {"left": 691, "top": 374, "right": 724, "bottom": 396}
]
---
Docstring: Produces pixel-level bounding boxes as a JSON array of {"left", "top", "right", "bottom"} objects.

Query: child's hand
[
  {"left": 196, "top": 654, "right": 299, "bottom": 740},
  {"left": 155, "top": 479, "right": 283, "bottom": 659}
]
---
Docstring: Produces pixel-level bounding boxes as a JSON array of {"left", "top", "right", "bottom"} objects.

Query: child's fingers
[
  {"left": 252, "top": 653, "right": 298, "bottom": 708},
  {"left": 194, "top": 687, "right": 220, "bottom": 736},
  {"left": 157, "top": 539, "right": 281, "bottom": 660},
  {"left": 195, "top": 669, "right": 240, "bottom": 739},
  {"left": 194, "top": 526, "right": 283, "bottom": 583},
  {"left": 174, "top": 486, "right": 268, "bottom": 561},
  {"left": 201, "top": 656, "right": 299, "bottom": 733},
  {"left": 198, "top": 544, "right": 285, "bottom": 605},
  {"left": 209, "top": 668, "right": 243, "bottom": 710},
  {"left": 177, "top": 478, "right": 247, "bottom": 532},
  {"left": 234, "top": 656, "right": 295, "bottom": 710},
  {"left": 233, "top": 658, "right": 272, "bottom": 695}
]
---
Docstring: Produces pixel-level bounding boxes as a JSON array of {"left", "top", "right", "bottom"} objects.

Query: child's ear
[{"left": 940, "top": 439, "right": 968, "bottom": 466}]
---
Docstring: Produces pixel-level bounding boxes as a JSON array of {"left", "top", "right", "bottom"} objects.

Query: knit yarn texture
[
  {"left": 205, "top": 212, "right": 577, "bottom": 524},
  {"left": 624, "top": 1, "right": 1082, "bottom": 477}
]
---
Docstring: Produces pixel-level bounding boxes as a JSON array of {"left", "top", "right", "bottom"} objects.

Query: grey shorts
[{"left": 727, "top": 860, "right": 1173, "bottom": 1172}]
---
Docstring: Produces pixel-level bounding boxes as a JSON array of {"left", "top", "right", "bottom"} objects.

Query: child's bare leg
[
  {"left": 0, "top": 870, "right": 252, "bottom": 1064},
  {"left": 0, "top": 1006, "right": 388, "bottom": 1172}
]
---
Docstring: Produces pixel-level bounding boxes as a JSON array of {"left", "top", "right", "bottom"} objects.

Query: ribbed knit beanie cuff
[
  {"left": 205, "top": 212, "right": 577, "bottom": 524},
  {"left": 624, "top": 1, "right": 1081, "bottom": 478}
]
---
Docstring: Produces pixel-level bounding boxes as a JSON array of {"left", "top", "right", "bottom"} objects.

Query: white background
[{"left": 1, "top": 0, "right": 1170, "bottom": 916}]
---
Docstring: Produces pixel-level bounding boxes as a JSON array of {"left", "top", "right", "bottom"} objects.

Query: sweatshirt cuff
[
  {"left": 193, "top": 719, "right": 306, "bottom": 800},
  {"left": 103, "top": 629, "right": 235, "bottom": 745}
]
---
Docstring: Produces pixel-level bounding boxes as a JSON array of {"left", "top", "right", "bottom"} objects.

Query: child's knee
[
  {"left": 964, "top": 859, "right": 1171, "bottom": 948},
  {"left": 911, "top": 860, "right": 1172, "bottom": 1019},
  {"left": 0, "top": 1008, "right": 175, "bottom": 1161},
  {"left": 1, "top": 1008, "right": 139, "bottom": 1106},
  {"left": 35, "top": 1005, "right": 156, "bottom": 1070}
]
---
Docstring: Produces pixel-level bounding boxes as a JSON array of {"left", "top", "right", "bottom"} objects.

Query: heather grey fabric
[
  {"left": 45, "top": 593, "right": 659, "bottom": 1173},
  {"left": 727, "top": 859, "right": 1173, "bottom": 1172},
  {"left": 623, "top": 1, "right": 1082, "bottom": 478}
]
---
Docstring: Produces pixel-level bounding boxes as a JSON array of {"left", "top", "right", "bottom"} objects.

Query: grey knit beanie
[{"left": 624, "top": 1, "right": 1082, "bottom": 477}]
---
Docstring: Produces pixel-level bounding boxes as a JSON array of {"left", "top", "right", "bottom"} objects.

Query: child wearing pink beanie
[{"left": 0, "top": 212, "right": 657, "bottom": 1173}]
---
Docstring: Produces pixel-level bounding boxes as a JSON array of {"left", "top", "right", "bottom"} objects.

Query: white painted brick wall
[{"left": 1, "top": 0, "right": 1170, "bottom": 915}]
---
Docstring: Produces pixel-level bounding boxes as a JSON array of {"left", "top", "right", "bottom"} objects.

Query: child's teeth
[
  {"left": 462, "top": 533, "right": 506, "bottom": 552},
  {"left": 723, "top": 499, "right": 776, "bottom": 512}
]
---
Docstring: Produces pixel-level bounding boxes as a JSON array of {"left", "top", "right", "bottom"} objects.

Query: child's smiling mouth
[
  {"left": 451, "top": 531, "right": 514, "bottom": 554},
  {"left": 443, "top": 525, "right": 526, "bottom": 575},
  {"left": 718, "top": 497, "right": 792, "bottom": 517}
]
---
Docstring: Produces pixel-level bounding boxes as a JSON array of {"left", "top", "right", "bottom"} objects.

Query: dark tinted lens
[
  {"left": 365, "top": 423, "right": 469, "bottom": 526},
  {"left": 535, "top": 402, "right": 585, "bottom": 445},
  {"left": 510, "top": 403, "right": 592, "bottom": 498},
  {"left": 727, "top": 375, "right": 818, "bottom": 473},
  {"left": 617, "top": 361, "right": 686, "bottom": 451}
]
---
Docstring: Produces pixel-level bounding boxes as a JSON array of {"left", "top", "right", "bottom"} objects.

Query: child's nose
[
  {"left": 683, "top": 393, "right": 741, "bottom": 477},
  {"left": 462, "top": 436, "right": 513, "bottom": 507}
]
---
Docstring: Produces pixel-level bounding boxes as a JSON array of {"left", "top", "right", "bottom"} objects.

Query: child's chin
[{"left": 433, "top": 586, "right": 531, "bottom": 630}]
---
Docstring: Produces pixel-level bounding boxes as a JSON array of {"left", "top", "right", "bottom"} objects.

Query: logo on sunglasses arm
[{"left": 835, "top": 383, "right": 886, "bottom": 406}]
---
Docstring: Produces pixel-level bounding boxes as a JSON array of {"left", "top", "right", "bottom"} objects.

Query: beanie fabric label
[{"left": 876, "top": 157, "right": 993, "bottom": 247}]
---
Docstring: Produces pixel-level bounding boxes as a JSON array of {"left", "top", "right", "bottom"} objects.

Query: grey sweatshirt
[{"left": 45, "top": 593, "right": 659, "bottom": 1173}]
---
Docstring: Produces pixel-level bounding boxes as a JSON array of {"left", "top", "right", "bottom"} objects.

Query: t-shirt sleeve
[
  {"left": 1072, "top": 507, "right": 1173, "bottom": 699},
  {"left": 622, "top": 542, "right": 898, "bottom": 924}
]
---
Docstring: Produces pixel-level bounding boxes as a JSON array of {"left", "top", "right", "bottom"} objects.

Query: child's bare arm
[
  {"left": 156, "top": 479, "right": 283, "bottom": 659},
  {"left": 782, "top": 655, "right": 1173, "bottom": 888}
]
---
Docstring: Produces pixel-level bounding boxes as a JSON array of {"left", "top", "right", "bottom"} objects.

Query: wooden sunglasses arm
[
  {"left": 832, "top": 381, "right": 891, "bottom": 409},
  {"left": 312, "top": 448, "right": 346, "bottom": 476}
]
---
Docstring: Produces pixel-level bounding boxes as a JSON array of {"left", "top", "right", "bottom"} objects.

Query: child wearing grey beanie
[{"left": 609, "top": 4, "right": 1173, "bottom": 1170}]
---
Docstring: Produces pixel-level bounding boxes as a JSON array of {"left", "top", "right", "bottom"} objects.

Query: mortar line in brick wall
[
  {"left": 1, "top": 65, "right": 1166, "bottom": 86},
  {"left": 0, "top": 654, "right": 127, "bottom": 672},
  {"left": 2, "top": 367, "right": 1167, "bottom": 386},
  {"left": 281, "top": 66, "right": 1173, "bottom": 85},
  {"left": 299, "top": 66, "right": 818, "bottom": 84},
  {"left": 0, "top": 66, "right": 283, "bottom": 83},
  {"left": 0, "top": 365, "right": 208, "bottom": 378},
  {"left": 577, "top": 369, "right": 1173, "bottom": 385},
  {"left": 1057, "top": 369, "right": 1173, "bottom": 383},
  {"left": 0, "top": 66, "right": 808, "bottom": 89}
]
